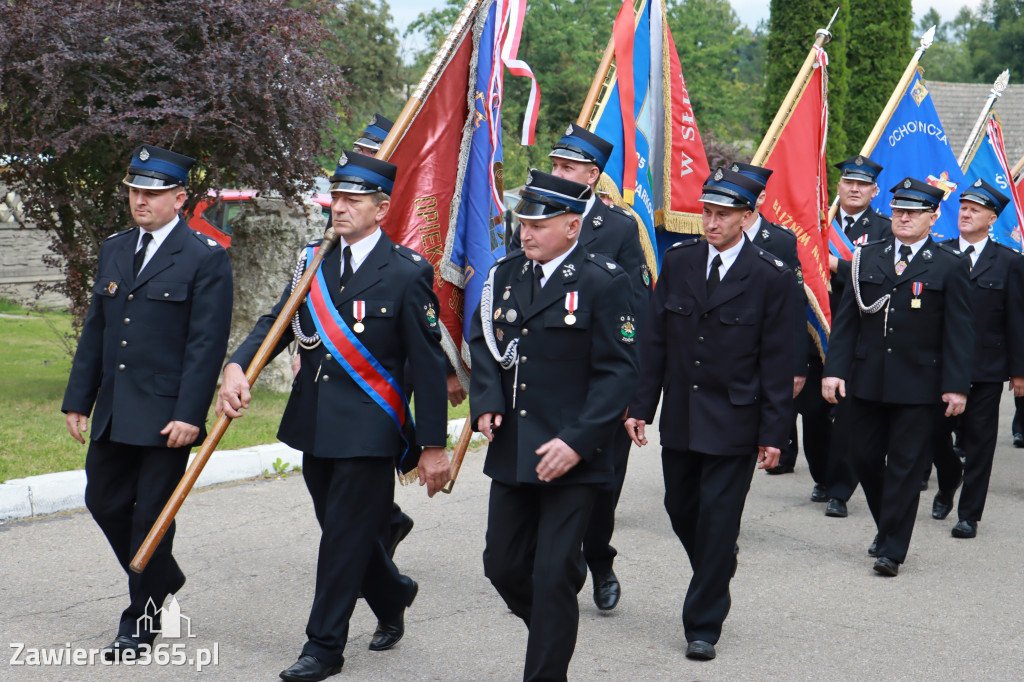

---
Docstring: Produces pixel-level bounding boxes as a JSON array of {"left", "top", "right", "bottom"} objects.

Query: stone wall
[
  {"left": 226, "top": 196, "right": 326, "bottom": 393},
  {"left": 0, "top": 187, "right": 68, "bottom": 308}
]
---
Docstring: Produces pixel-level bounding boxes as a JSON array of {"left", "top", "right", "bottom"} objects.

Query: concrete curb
[{"left": 0, "top": 417, "right": 484, "bottom": 521}]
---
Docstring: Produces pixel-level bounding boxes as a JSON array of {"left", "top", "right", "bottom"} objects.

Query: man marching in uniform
[
  {"left": 823, "top": 177, "right": 973, "bottom": 576},
  {"left": 471, "top": 170, "right": 638, "bottom": 681},
  {"left": 821, "top": 155, "right": 892, "bottom": 517},
  {"left": 512, "top": 123, "right": 650, "bottom": 611},
  {"left": 930, "top": 179, "right": 1024, "bottom": 538},
  {"left": 625, "top": 167, "right": 795, "bottom": 661},
  {"left": 728, "top": 162, "right": 808, "bottom": 480},
  {"left": 62, "top": 145, "right": 233, "bottom": 659},
  {"left": 218, "top": 153, "right": 450, "bottom": 682}
]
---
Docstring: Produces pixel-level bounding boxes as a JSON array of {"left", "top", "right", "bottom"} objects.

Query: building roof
[{"left": 926, "top": 80, "right": 1024, "bottom": 171}]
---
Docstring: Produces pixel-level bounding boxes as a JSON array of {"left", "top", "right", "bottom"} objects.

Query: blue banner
[
  {"left": 962, "top": 115, "right": 1023, "bottom": 249},
  {"left": 591, "top": 0, "right": 663, "bottom": 268},
  {"left": 869, "top": 71, "right": 965, "bottom": 241},
  {"left": 448, "top": 1, "right": 505, "bottom": 348}
]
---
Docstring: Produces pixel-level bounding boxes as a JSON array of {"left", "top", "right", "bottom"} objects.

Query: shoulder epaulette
[
  {"left": 392, "top": 243, "right": 429, "bottom": 266},
  {"left": 756, "top": 249, "right": 788, "bottom": 271},
  {"left": 305, "top": 237, "right": 324, "bottom": 247},
  {"left": 104, "top": 228, "right": 134, "bottom": 242},
  {"left": 994, "top": 241, "right": 1022, "bottom": 256},
  {"left": 937, "top": 242, "right": 964, "bottom": 256},
  {"left": 608, "top": 204, "right": 632, "bottom": 218},
  {"left": 872, "top": 209, "right": 892, "bottom": 222},
  {"left": 859, "top": 238, "right": 888, "bottom": 249},
  {"left": 585, "top": 252, "right": 623, "bottom": 277},
  {"left": 666, "top": 238, "right": 701, "bottom": 252},
  {"left": 192, "top": 231, "right": 223, "bottom": 249}
]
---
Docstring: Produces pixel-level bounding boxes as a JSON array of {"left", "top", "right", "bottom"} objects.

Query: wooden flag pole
[
  {"left": 1012, "top": 153, "right": 1024, "bottom": 181},
  {"left": 826, "top": 25, "right": 936, "bottom": 224},
  {"left": 957, "top": 69, "right": 1010, "bottom": 170},
  {"left": 131, "top": 0, "right": 490, "bottom": 574},
  {"left": 751, "top": 9, "right": 839, "bottom": 165}
]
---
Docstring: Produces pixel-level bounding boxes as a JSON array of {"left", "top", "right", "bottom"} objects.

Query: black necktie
[
  {"left": 895, "top": 244, "right": 912, "bottom": 276},
  {"left": 707, "top": 254, "right": 722, "bottom": 297},
  {"left": 133, "top": 232, "right": 153, "bottom": 278},
  {"left": 531, "top": 262, "right": 544, "bottom": 303},
  {"left": 340, "top": 246, "right": 353, "bottom": 288},
  {"left": 844, "top": 215, "right": 855, "bottom": 234},
  {"left": 963, "top": 244, "right": 975, "bottom": 271}
]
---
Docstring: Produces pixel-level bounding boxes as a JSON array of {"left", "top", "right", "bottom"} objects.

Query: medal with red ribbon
[
  {"left": 353, "top": 300, "right": 366, "bottom": 333},
  {"left": 911, "top": 281, "right": 923, "bottom": 309},
  {"left": 564, "top": 291, "right": 578, "bottom": 325}
]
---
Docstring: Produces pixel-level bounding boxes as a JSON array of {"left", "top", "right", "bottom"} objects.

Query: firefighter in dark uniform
[
  {"left": 823, "top": 177, "right": 973, "bottom": 577},
  {"left": 509, "top": 124, "right": 649, "bottom": 611},
  {"left": 930, "top": 179, "right": 1024, "bottom": 538},
  {"left": 62, "top": 145, "right": 233, "bottom": 660},
  {"left": 729, "top": 163, "right": 810, "bottom": 479},
  {"left": 625, "top": 167, "right": 795, "bottom": 661},
  {"left": 218, "top": 153, "right": 450, "bottom": 682},
  {"left": 470, "top": 170, "right": 638, "bottom": 681},
  {"left": 820, "top": 155, "right": 893, "bottom": 517}
]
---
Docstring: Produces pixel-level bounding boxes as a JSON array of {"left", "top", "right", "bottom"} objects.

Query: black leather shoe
[
  {"left": 386, "top": 512, "right": 415, "bottom": 559},
  {"left": 592, "top": 569, "right": 621, "bottom": 611},
  {"left": 1014, "top": 433, "right": 1024, "bottom": 448},
  {"left": 369, "top": 580, "right": 418, "bottom": 651},
  {"left": 825, "top": 498, "right": 848, "bottom": 518},
  {"left": 102, "top": 635, "right": 147, "bottom": 662},
  {"left": 951, "top": 519, "right": 978, "bottom": 538},
  {"left": 810, "top": 484, "right": 828, "bottom": 503},
  {"left": 932, "top": 491, "right": 954, "bottom": 520},
  {"left": 765, "top": 464, "right": 794, "bottom": 475},
  {"left": 867, "top": 534, "right": 879, "bottom": 557},
  {"left": 279, "top": 655, "right": 342, "bottom": 682},
  {"left": 873, "top": 557, "right": 899, "bottom": 577},
  {"left": 685, "top": 640, "right": 716, "bottom": 660}
]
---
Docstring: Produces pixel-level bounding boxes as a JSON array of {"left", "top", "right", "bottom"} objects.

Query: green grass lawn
[{"left": 0, "top": 302, "right": 471, "bottom": 482}]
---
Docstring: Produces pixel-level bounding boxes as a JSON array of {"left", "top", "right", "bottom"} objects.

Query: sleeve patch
[{"left": 619, "top": 314, "right": 637, "bottom": 344}]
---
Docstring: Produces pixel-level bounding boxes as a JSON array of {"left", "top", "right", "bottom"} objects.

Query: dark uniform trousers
[
  {"left": 470, "top": 245, "right": 638, "bottom": 681},
  {"left": 229, "top": 233, "right": 448, "bottom": 668},
  {"left": 629, "top": 239, "right": 794, "bottom": 645},
  {"left": 84, "top": 440, "right": 188, "bottom": 639},
  {"left": 931, "top": 237, "right": 1024, "bottom": 521},
  {"left": 932, "top": 382, "right": 1002, "bottom": 520},
  {"left": 484, "top": 481, "right": 597, "bottom": 681},
  {"left": 783, "top": 352, "right": 830, "bottom": 482},
  {"left": 817, "top": 210, "right": 893, "bottom": 500},
  {"left": 62, "top": 219, "right": 233, "bottom": 641},
  {"left": 514, "top": 200, "right": 650, "bottom": 575},
  {"left": 300, "top": 454, "right": 417, "bottom": 663},
  {"left": 824, "top": 236, "right": 973, "bottom": 563}
]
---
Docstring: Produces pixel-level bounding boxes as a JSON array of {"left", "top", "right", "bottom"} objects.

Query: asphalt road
[{"left": 4, "top": 393, "right": 1024, "bottom": 681}]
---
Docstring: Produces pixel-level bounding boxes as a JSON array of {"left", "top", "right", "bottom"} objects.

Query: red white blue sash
[{"left": 304, "top": 245, "right": 414, "bottom": 470}]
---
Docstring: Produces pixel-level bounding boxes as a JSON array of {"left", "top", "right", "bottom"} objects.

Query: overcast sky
[{"left": 388, "top": 0, "right": 984, "bottom": 58}]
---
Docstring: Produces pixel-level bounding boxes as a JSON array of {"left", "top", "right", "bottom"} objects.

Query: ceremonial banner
[
  {"left": 867, "top": 70, "right": 965, "bottom": 241},
  {"left": 761, "top": 46, "right": 831, "bottom": 353},
  {"left": 590, "top": 0, "right": 710, "bottom": 270},
  {"left": 961, "top": 112, "right": 1024, "bottom": 250},
  {"left": 383, "top": 0, "right": 535, "bottom": 384}
]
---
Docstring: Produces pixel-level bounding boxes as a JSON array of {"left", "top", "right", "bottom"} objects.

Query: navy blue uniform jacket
[
  {"left": 62, "top": 219, "right": 233, "bottom": 447},
  {"left": 469, "top": 246, "right": 639, "bottom": 485},
  {"left": 629, "top": 238, "right": 795, "bottom": 455},
  {"left": 229, "top": 233, "right": 448, "bottom": 462},
  {"left": 824, "top": 237, "right": 973, "bottom": 404}
]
